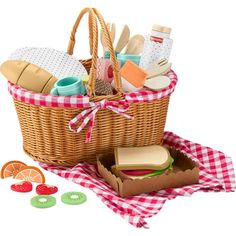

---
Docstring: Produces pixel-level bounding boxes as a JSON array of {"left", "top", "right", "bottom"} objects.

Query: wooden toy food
[
  {"left": 61, "top": 192, "right": 87, "bottom": 205},
  {"left": 115, "top": 25, "right": 130, "bottom": 53},
  {"left": 122, "top": 169, "right": 154, "bottom": 176},
  {"left": 146, "top": 60, "right": 172, "bottom": 79},
  {"left": 101, "top": 23, "right": 116, "bottom": 53},
  {"left": 114, "top": 145, "right": 172, "bottom": 170},
  {"left": 11, "top": 181, "right": 33, "bottom": 193},
  {"left": 97, "top": 58, "right": 116, "bottom": 83},
  {"left": 1, "top": 160, "right": 27, "bottom": 179},
  {"left": 0, "top": 60, "right": 57, "bottom": 94},
  {"left": 144, "top": 75, "right": 171, "bottom": 91},
  {"left": 95, "top": 78, "right": 113, "bottom": 95},
  {"left": 8, "top": 47, "right": 88, "bottom": 79},
  {"left": 111, "top": 151, "right": 174, "bottom": 180},
  {"left": 119, "top": 60, "right": 147, "bottom": 92},
  {"left": 31, "top": 195, "right": 56, "bottom": 208},
  {"left": 36, "top": 184, "right": 58, "bottom": 195},
  {"left": 111, "top": 167, "right": 171, "bottom": 181},
  {"left": 14, "top": 166, "right": 46, "bottom": 183},
  {"left": 124, "top": 34, "right": 145, "bottom": 54}
]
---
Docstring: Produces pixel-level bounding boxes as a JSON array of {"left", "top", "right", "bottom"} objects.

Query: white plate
[
  {"left": 144, "top": 75, "right": 171, "bottom": 91},
  {"left": 9, "top": 47, "right": 88, "bottom": 79}
]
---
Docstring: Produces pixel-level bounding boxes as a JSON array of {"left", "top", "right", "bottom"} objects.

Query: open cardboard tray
[{"left": 97, "top": 148, "right": 199, "bottom": 197}]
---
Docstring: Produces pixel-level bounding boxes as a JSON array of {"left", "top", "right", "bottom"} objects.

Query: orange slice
[
  {"left": 14, "top": 166, "right": 46, "bottom": 183},
  {"left": 1, "top": 160, "right": 27, "bottom": 179}
]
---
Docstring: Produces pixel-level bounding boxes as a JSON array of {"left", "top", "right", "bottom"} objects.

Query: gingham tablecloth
[
  {"left": 39, "top": 132, "right": 236, "bottom": 228},
  {"left": 8, "top": 70, "right": 177, "bottom": 108},
  {"left": 8, "top": 71, "right": 177, "bottom": 143}
]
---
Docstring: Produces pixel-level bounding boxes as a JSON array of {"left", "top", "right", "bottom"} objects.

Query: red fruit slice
[
  {"left": 107, "top": 65, "right": 114, "bottom": 79},
  {"left": 121, "top": 169, "right": 154, "bottom": 176},
  {"left": 36, "top": 184, "right": 58, "bottom": 195},
  {"left": 11, "top": 181, "right": 33, "bottom": 193}
]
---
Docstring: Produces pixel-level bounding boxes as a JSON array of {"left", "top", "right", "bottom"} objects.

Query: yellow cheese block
[{"left": 0, "top": 60, "right": 57, "bottom": 94}]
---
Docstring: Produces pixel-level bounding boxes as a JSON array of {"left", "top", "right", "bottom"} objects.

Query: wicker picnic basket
[{"left": 10, "top": 8, "right": 177, "bottom": 166}]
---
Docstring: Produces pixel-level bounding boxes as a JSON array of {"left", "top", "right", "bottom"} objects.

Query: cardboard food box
[{"left": 97, "top": 148, "right": 199, "bottom": 197}]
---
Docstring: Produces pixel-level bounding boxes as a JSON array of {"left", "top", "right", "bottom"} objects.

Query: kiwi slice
[
  {"left": 31, "top": 195, "right": 56, "bottom": 208},
  {"left": 61, "top": 192, "right": 87, "bottom": 205}
]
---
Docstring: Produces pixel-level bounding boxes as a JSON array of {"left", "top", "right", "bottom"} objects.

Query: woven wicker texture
[
  {"left": 13, "top": 8, "right": 172, "bottom": 166},
  {"left": 14, "top": 97, "right": 169, "bottom": 166}
]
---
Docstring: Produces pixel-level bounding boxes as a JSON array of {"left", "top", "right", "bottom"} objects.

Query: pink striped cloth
[{"left": 39, "top": 131, "right": 236, "bottom": 228}]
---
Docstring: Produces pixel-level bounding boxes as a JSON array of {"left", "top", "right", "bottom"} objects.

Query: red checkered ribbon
[
  {"left": 69, "top": 99, "right": 134, "bottom": 143},
  {"left": 39, "top": 132, "right": 236, "bottom": 228}
]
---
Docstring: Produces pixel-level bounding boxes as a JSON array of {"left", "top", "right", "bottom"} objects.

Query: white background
[{"left": 0, "top": 0, "right": 235, "bottom": 235}]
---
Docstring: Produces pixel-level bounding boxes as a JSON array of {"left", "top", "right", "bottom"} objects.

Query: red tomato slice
[{"left": 121, "top": 169, "right": 154, "bottom": 176}]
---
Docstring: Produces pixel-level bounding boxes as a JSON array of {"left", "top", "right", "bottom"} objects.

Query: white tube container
[{"left": 140, "top": 25, "right": 173, "bottom": 69}]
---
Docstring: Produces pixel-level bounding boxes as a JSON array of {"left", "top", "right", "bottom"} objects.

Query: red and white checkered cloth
[
  {"left": 8, "top": 70, "right": 177, "bottom": 107},
  {"left": 7, "top": 70, "right": 177, "bottom": 143},
  {"left": 39, "top": 131, "right": 236, "bottom": 228}
]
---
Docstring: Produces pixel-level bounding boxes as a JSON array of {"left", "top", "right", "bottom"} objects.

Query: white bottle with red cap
[{"left": 140, "top": 24, "right": 173, "bottom": 69}]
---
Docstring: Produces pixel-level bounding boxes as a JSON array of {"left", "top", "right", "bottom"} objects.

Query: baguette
[{"left": 0, "top": 60, "right": 57, "bottom": 94}]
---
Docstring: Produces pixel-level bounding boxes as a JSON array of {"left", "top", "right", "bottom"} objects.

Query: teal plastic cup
[
  {"left": 104, "top": 51, "right": 119, "bottom": 59},
  {"left": 50, "top": 76, "right": 86, "bottom": 96},
  {"left": 117, "top": 53, "right": 141, "bottom": 67}
]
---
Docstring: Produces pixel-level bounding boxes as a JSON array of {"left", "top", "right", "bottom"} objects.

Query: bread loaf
[{"left": 0, "top": 60, "right": 57, "bottom": 94}]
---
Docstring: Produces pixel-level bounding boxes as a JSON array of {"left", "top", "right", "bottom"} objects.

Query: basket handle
[
  {"left": 68, "top": 8, "right": 95, "bottom": 57},
  {"left": 67, "top": 8, "right": 122, "bottom": 96}
]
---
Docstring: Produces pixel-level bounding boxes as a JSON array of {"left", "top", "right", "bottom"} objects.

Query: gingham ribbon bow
[{"left": 69, "top": 99, "right": 134, "bottom": 143}]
